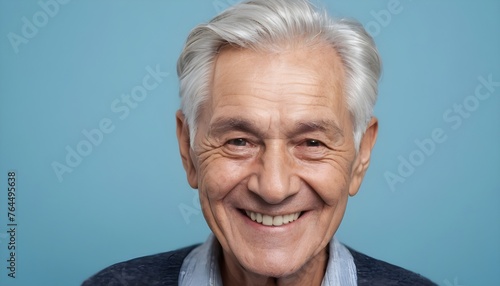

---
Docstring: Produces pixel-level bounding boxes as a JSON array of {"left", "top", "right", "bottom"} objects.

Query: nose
[{"left": 248, "top": 140, "right": 300, "bottom": 204}]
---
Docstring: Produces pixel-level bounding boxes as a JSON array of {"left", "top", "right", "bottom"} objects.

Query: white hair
[{"left": 177, "top": 0, "right": 381, "bottom": 150}]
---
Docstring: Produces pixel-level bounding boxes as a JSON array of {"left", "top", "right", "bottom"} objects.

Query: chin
[
  {"left": 246, "top": 264, "right": 298, "bottom": 278},
  {"left": 239, "top": 251, "right": 307, "bottom": 278}
]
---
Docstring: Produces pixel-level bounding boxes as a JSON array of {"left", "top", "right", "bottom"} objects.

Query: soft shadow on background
[{"left": 0, "top": 0, "right": 499, "bottom": 285}]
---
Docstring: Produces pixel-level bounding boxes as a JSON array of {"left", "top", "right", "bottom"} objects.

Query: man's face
[{"left": 177, "top": 44, "right": 377, "bottom": 278}]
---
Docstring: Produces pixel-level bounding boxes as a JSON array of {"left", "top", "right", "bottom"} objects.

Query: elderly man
[{"left": 84, "top": 0, "right": 436, "bottom": 285}]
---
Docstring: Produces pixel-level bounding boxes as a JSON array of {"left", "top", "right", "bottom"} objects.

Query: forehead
[
  {"left": 211, "top": 43, "right": 345, "bottom": 104},
  {"left": 205, "top": 43, "right": 349, "bottom": 133},
  {"left": 215, "top": 43, "right": 344, "bottom": 87}
]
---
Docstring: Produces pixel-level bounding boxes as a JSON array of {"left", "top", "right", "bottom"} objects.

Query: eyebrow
[
  {"left": 209, "top": 116, "right": 344, "bottom": 140},
  {"left": 209, "top": 117, "right": 265, "bottom": 139},
  {"left": 292, "top": 120, "right": 344, "bottom": 140}
]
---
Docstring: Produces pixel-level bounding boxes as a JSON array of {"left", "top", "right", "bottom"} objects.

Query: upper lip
[{"left": 241, "top": 209, "right": 303, "bottom": 216}]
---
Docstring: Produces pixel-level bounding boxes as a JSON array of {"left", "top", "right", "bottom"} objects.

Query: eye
[
  {"left": 295, "top": 139, "right": 328, "bottom": 160},
  {"left": 305, "top": 139, "right": 323, "bottom": 147},
  {"left": 226, "top": 138, "right": 248, "bottom": 146}
]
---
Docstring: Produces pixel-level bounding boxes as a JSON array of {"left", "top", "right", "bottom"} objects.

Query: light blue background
[{"left": 0, "top": 0, "right": 499, "bottom": 285}]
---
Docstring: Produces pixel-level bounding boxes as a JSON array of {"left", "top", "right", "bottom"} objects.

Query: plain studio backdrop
[{"left": 0, "top": 0, "right": 499, "bottom": 285}]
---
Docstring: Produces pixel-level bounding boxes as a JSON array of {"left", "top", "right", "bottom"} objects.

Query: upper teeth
[{"left": 245, "top": 211, "right": 301, "bottom": 226}]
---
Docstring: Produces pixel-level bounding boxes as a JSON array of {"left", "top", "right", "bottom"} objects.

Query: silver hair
[{"left": 177, "top": 0, "right": 381, "bottom": 150}]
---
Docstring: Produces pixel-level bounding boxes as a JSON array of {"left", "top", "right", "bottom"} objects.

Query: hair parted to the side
[{"left": 177, "top": 0, "right": 381, "bottom": 150}]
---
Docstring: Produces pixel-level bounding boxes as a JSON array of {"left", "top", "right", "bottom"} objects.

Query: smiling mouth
[{"left": 244, "top": 210, "right": 302, "bottom": 226}]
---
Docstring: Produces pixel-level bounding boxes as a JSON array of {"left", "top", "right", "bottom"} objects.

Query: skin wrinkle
[{"left": 176, "top": 42, "right": 378, "bottom": 286}]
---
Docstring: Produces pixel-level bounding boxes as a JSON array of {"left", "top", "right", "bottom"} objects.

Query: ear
[
  {"left": 348, "top": 117, "right": 378, "bottom": 196},
  {"left": 176, "top": 110, "right": 198, "bottom": 189}
]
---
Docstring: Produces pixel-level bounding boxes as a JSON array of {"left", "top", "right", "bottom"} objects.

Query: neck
[{"left": 220, "top": 246, "right": 329, "bottom": 286}]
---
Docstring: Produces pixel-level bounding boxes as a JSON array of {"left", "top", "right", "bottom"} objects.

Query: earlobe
[
  {"left": 176, "top": 110, "right": 198, "bottom": 189},
  {"left": 348, "top": 117, "right": 378, "bottom": 196}
]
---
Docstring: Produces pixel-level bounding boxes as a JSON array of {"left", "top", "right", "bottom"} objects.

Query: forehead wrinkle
[
  {"left": 249, "top": 70, "right": 327, "bottom": 98},
  {"left": 223, "top": 64, "right": 321, "bottom": 83},
  {"left": 217, "top": 81, "right": 331, "bottom": 108}
]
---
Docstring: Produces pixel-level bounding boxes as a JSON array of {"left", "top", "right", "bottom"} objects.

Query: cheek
[
  {"left": 302, "top": 161, "right": 352, "bottom": 205},
  {"left": 198, "top": 157, "right": 251, "bottom": 200}
]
